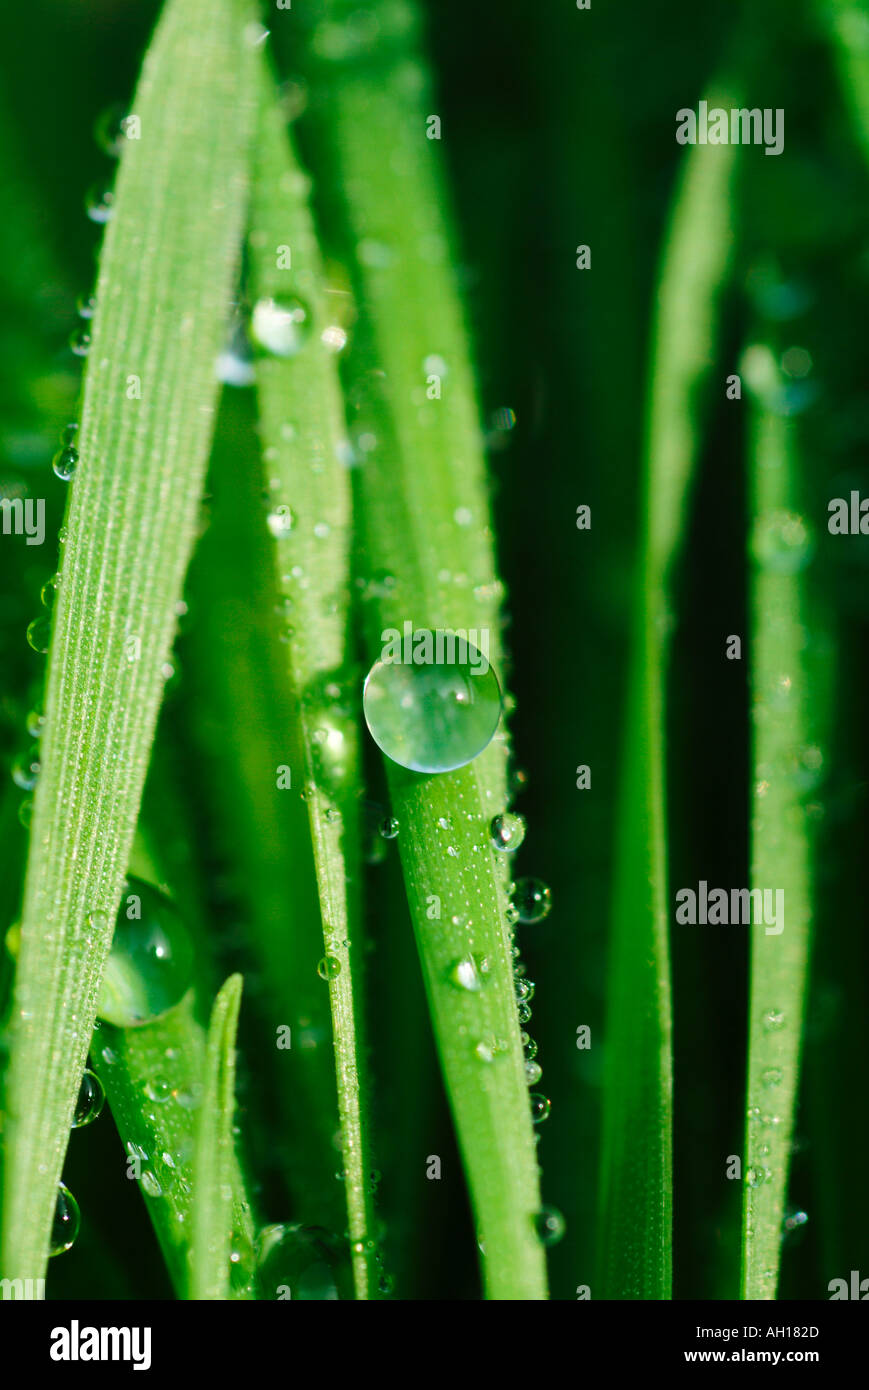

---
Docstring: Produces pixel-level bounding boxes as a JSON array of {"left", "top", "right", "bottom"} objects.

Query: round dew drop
[
  {"left": 97, "top": 877, "right": 194, "bottom": 1027},
  {"left": 50, "top": 1183, "right": 81, "bottom": 1256},
  {"left": 533, "top": 1206, "right": 566, "bottom": 1247},
  {"left": 26, "top": 616, "right": 51, "bottom": 655},
  {"left": 317, "top": 955, "right": 341, "bottom": 980},
  {"left": 72, "top": 1069, "right": 105, "bottom": 1128},
  {"left": 529, "top": 1092, "right": 551, "bottom": 1124},
  {"left": 362, "top": 633, "right": 502, "bottom": 774},
  {"left": 511, "top": 877, "right": 552, "bottom": 924},
  {"left": 379, "top": 815, "right": 400, "bottom": 840},
  {"left": 251, "top": 296, "right": 311, "bottom": 357},
  {"left": 490, "top": 811, "right": 526, "bottom": 852},
  {"left": 12, "top": 745, "right": 41, "bottom": 791},
  {"left": 52, "top": 446, "right": 78, "bottom": 481}
]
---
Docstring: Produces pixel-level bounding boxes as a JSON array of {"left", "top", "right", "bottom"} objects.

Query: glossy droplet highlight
[
  {"left": 363, "top": 632, "right": 502, "bottom": 774},
  {"left": 72, "top": 1069, "right": 105, "bottom": 1128},
  {"left": 490, "top": 811, "right": 526, "bottom": 852},
  {"left": 448, "top": 955, "right": 489, "bottom": 992},
  {"left": 12, "top": 745, "right": 41, "bottom": 791},
  {"left": 511, "top": 877, "right": 552, "bottom": 924},
  {"left": 317, "top": 956, "right": 341, "bottom": 981},
  {"left": 97, "top": 878, "right": 194, "bottom": 1027},
  {"left": 252, "top": 297, "right": 311, "bottom": 357},
  {"left": 530, "top": 1093, "right": 551, "bottom": 1124},
  {"left": 379, "top": 815, "right": 399, "bottom": 840},
  {"left": 50, "top": 1183, "right": 81, "bottom": 1256}
]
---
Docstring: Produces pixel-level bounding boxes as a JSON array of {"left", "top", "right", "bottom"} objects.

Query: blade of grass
[
  {"left": 1, "top": 0, "right": 257, "bottom": 1283},
  {"left": 740, "top": 345, "right": 827, "bottom": 1299},
  {"left": 190, "top": 973, "right": 244, "bottom": 1300},
  {"left": 825, "top": 0, "right": 869, "bottom": 165},
  {"left": 247, "top": 50, "right": 377, "bottom": 1299},
  {"left": 301, "top": 0, "right": 547, "bottom": 1299},
  {"left": 92, "top": 987, "right": 256, "bottom": 1300},
  {"left": 598, "top": 101, "right": 738, "bottom": 1298}
]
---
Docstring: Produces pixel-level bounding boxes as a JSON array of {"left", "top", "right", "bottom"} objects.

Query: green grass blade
[
  {"left": 598, "top": 104, "right": 738, "bottom": 1298},
  {"left": 825, "top": 0, "right": 869, "bottom": 163},
  {"left": 740, "top": 345, "right": 824, "bottom": 1299},
  {"left": 1, "top": 0, "right": 257, "bottom": 1283},
  {"left": 246, "top": 53, "right": 377, "bottom": 1300},
  {"left": 303, "top": 0, "right": 547, "bottom": 1299},
  {"left": 92, "top": 989, "right": 256, "bottom": 1300},
  {"left": 190, "top": 974, "right": 244, "bottom": 1300}
]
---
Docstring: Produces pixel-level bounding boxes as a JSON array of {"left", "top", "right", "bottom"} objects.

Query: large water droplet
[
  {"left": 448, "top": 955, "right": 490, "bottom": 992},
  {"left": 530, "top": 1093, "right": 551, "bottom": 1124},
  {"left": 252, "top": 297, "right": 311, "bottom": 357},
  {"left": 97, "top": 878, "right": 194, "bottom": 1027},
  {"left": 256, "top": 1223, "right": 349, "bottom": 1300},
  {"left": 73, "top": 1069, "right": 105, "bottom": 1128},
  {"left": 317, "top": 956, "right": 341, "bottom": 981},
  {"left": 363, "top": 633, "right": 502, "bottom": 774},
  {"left": 50, "top": 1183, "right": 81, "bottom": 1255},
  {"left": 52, "top": 446, "right": 79, "bottom": 482}
]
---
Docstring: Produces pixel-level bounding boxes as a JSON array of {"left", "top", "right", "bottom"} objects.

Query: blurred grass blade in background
[
  {"left": 741, "top": 344, "right": 827, "bottom": 1300},
  {"left": 247, "top": 45, "right": 378, "bottom": 1299},
  {"left": 1, "top": 0, "right": 257, "bottom": 1283},
  {"left": 598, "top": 96, "right": 738, "bottom": 1298}
]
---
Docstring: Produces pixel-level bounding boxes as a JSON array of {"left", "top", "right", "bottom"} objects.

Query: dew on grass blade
[
  {"left": 363, "top": 631, "right": 502, "bottom": 773},
  {"left": 85, "top": 183, "right": 115, "bottom": 224},
  {"left": 510, "top": 877, "right": 552, "bottom": 924},
  {"left": 50, "top": 1183, "right": 80, "bottom": 1255},
  {"left": 26, "top": 617, "right": 51, "bottom": 654},
  {"left": 72, "top": 1070, "right": 105, "bottom": 1128},
  {"left": 530, "top": 1093, "right": 551, "bottom": 1124},
  {"left": 252, "top": 296, "right": 311, "bottom": 357},
  {"left": 76, "top": 293, "right": 97, "bottom": 319},
  {"left": 52, "top": 447, "right": 78, "bottom": 482},
  {"left": 11, "top": 745, "right": 41, "bottom": 791},
  {"left": 490, "top": 811, "right": 526, "bottom": 852},
  {"left": 97, "top": 878, "right": 194, "bottom": 1027},
  {"left": 69, "top": 327, "right": 91, "bottom": 357},
  {"left": 448, "top": 955, "right": 489, "bottom": 992},
  {"left": 317, "top": 956, "right": 341, "bottom": 980},
  {"left": 256, "top": 1223, "right": 348, "bottom": 1300},
  {"left": 379, "top": 816, "right": 399, "bottom": 840},
  {"left": 533, "top": 1206, "right": 565, "bottom": 1247}
]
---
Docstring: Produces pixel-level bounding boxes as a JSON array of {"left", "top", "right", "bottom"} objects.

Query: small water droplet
[
  {"left": 50, "top": 1183, "right": 81, "bottom": 1255},
  {"left": 52, "top": 446, "right": 79, "bottom": 481},
  {"left": 525, "top": 1060, "right": 542, "bottom": 1085},
  {"left": 69, "top": 326, "right": 92, "bottom": 357},
  {"left": 26, "top": 616, "right": 51, "bottom": 654},
  {"left": 530, "top": 1093, "right": 551, "bottom": 1124},
  {"left": 533, "top": 1205, "right": 565, "bottom": 1246},
  {"left": 379, "top": 816, "right": 399, "bottom": 840},
  {"left": 510, "top": 878, "right": 552, "bottom": 924},
  {"left": 72, "top": 1069, "right": 105, "bottom": 1128},
  {"left": 85, "top": 183, "right": 115, "bottom": 224},
  {"left": 11, "top": 745, "right": 41, "bottom": 791},
  {"left": 140, "top": 1170, "right": 163, "bottom": 1199},
  {"left": 448, "top": 955, "right": 489, "bottom": 992},
  {"left": 144, "top": 1076, "right": 171, "bottom": 1104},
  {"left": 252, "top": 296, "right": 311, "bottom": 357},
  {"left": 317, "top": 956, "right": 341, "bottom": 980},
  {"left": 763, "top": 1009, "right": 785, "bottom": 1032},
  {"left": 490, "top": 811, "right": 526, "bottom": 852}
]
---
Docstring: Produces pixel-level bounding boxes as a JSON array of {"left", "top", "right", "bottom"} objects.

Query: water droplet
[
  {"left": 72, "top": 1069, "right": 105, "bottom": 1128},
  {"left": 85, "top": 183, "right": 115, "bottom": 224},
  {"left": 746, "top": 1166, "right": 770, "bottom": 1188},
  {"left": 522, "top": 1034, "right": 538, "bottom": 1061},
  {"left": 140, "top": 1170, "right": 163, "bottom": 1199},
  {"left": 490, "top": 811, "right": 526, "bottom": 852},
  {"left": 783, "top": 1208, "right": 808, "bottom": 1234},
  {"left": 510, "top": 878, "right": 552, "bottom": 924},
  {"left": 18, "top": 799, "right": 33, "bottom": 828},
  {"left": 752, "top": 511, "right": 814, "bottom": 574},
  {"left": 761, "top": 1067, "right": 783, "bottom": 1088},
  {"left": 448, "top": 955, "right": 489, "bottom": 992},
  {"left": 252, "top": 297, "right": 311, "bottom": 357},
  {"left": 97, "top": 878, "right": 194, "bottom": 1027},
  {"left": 94, "top": 104, "right": 132, "bottom": 157},
  {"left": 52, "top": 446, "right": 78, "bottom": 481},
  {"left": 76, "top": 293, "right": 97, "bottom": 320},
  {"left": 256, "top": 1223, "right": 348, "bottom": 1300},
  {"left": 321, "top": 324, "right": 347, "bottom": 353},
  {"left": 533, "top": 1206, "right": 565, "bottom": 1246},
  {"left": 26, "top": 709, "right": 45, "bottom": 739},
  {"left": 266, "top": 504, "right": 296, "bottom": 538},
  {"left": 317, "top": 956, "right": 341, "bottom": 980},
  {"left": 69, "top": 326, "right": 91, "bottom": 357},
  {"left": 26, "top": 617, "right": 51, "bottom": 654},
  {"left": 763, "top": 1009, "right": 785, "bottom": 1032},
  {"left": 363, "top": 634, "right": 502, "bottom": 774},
  {"left": 50, "top": 1183, "right": 80, "bottom": 1255},
  {"left": 530, "top": 1093, "right": 551, "bottom": 1124},
  {"left": 5, "top": 922, "right": 20, "bottom": 958},
  {"left": 379, "top": 816, "right": 399, "bottom": 840},
  {"left": 11, "top": 745, "right": 41, "bottom": 791},
  {"left": 144, "top": 1076, "right": 171, "bottom": 1104},
  {"left": 525, "top": 1060, "right": 542, "bottom": 1085}
]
